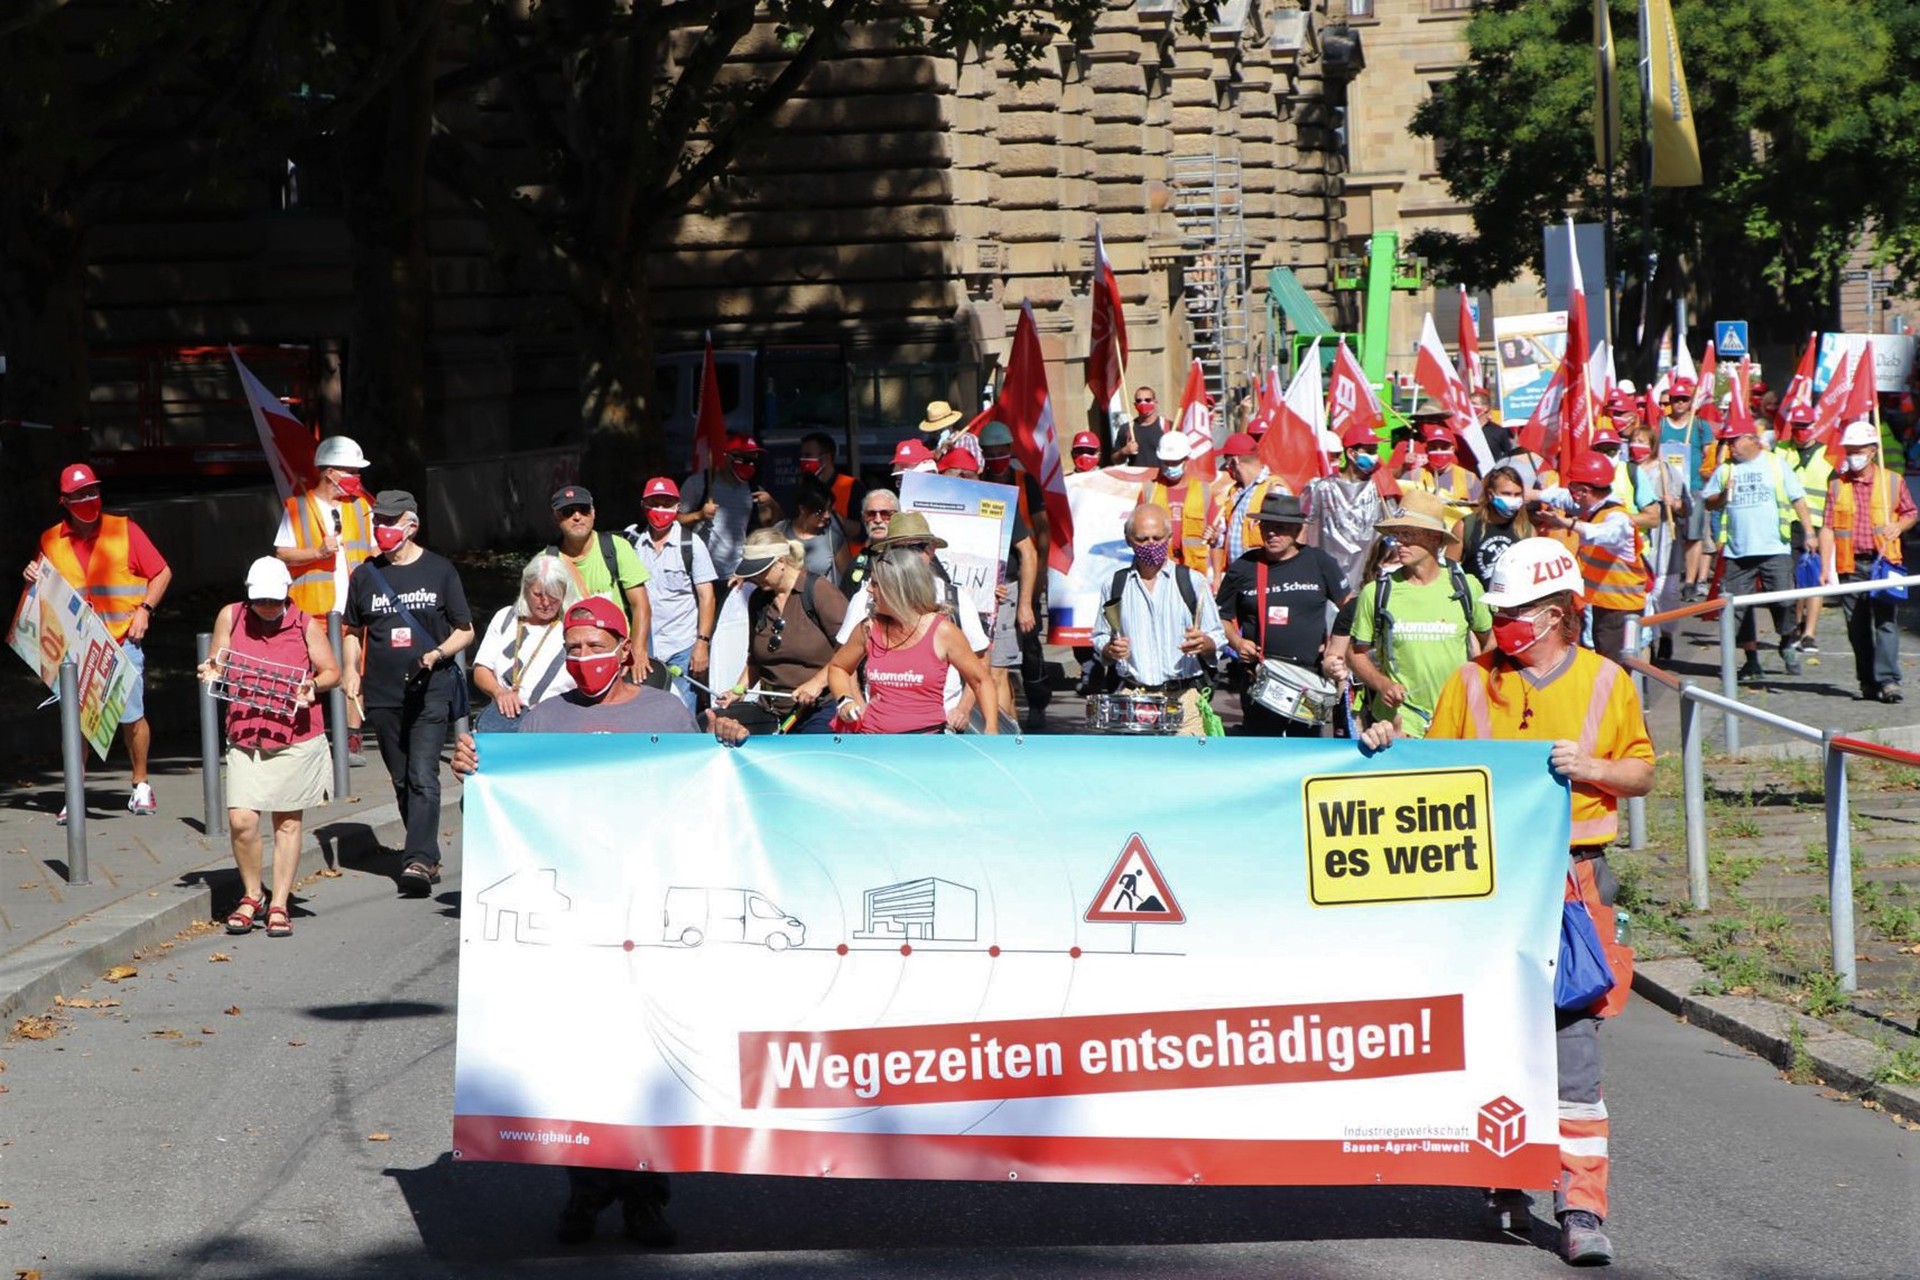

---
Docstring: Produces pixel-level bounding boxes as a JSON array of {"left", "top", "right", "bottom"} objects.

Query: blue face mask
[
  {"left": 1349, "top": 450, "right": 1378, "bottom": 474},
  {"left": 1490, "top": 494, "right": 1522, "bottom": 518}
]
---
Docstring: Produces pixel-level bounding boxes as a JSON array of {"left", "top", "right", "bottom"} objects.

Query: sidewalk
[{"left": 0, "top": 743, "right": 461, "bottom": 1022}]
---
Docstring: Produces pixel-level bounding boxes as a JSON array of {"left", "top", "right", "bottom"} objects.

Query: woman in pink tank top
[
  {"left": 197, "top": 558, "right": 341, "bottom": 938},
  {"left": 827, "top": 546, "right": 997, "bottom": 733}
]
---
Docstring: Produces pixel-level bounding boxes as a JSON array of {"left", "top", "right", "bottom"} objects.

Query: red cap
[
  {"left": 564, "top": 597, "right": 629, "bottom": 639},
  {"left": 59, "top": 463, "right": 99, "bottom": 495},
  {"left": 1750, "top": 380, "right": 1770, "bottom": 397},
  {"left": 1666, "top": 376, "right": 1696, "bottom": 399},
  {"left": 643, "top": 476, "right": 680, "bottom": 502},
  {"left": 1605, "top": 389, "right": 1635, "bottom": 414},
  {"left": 723, "top": 434, "right": 763, "bottom": 454},
  {"left": 1419, "top": 423, "right": 1455, "bottom": 445},
  {"left": 1590, "top": 426, "right": 1623, "bottom": 448},
  {"left": 1715, "top": 418, "right": 1755, "bottom": 440},
  {"left": 1787, "top": 401, "right": 1816, "bottom": 424},
  {"left": 937, "top": 448, "right": 976, "bottom": 473},
  {"left": 1220, "top": 432, "right": 1258, "bottom": 458},
  {"left": 1070, "top": 431, "right": 1100, "bottom": 453},
  {"left": 1563, "top": 452, "right": 1617, "bottom": 489},
  {"left": 1339, "top": 422, "right": 1378, "bottom": 448},
  {"left": 891, "top": 439, "right": 937, "bottom": 469}
]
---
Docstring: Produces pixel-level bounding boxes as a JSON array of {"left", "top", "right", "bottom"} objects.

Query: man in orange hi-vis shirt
[{"left": 1361, "top": 537, "right": 1653, "bottom": 1267}]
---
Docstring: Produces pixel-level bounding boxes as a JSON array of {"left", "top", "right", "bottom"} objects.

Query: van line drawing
[
  {"left": 663, "top": 886, "right": 806, "bottom": 951},
  {"left": 851, "top": 877, "right": 977, "bottom": 944},
  {"left": 475, "top": 869, "right": 574, "bottom": 943}
]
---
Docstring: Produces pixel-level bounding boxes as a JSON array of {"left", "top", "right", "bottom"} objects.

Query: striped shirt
[{"left": 1089, "top": 565, "right": 1228, "bottom": 687}]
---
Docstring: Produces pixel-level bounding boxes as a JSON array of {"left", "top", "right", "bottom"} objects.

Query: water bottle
[{"left": 1613, "top": 908, "right": 1633, "bottom": 947}]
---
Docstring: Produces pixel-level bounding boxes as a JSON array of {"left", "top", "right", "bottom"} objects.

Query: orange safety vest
[
  {"left": 1233, "top": 477, "right": 1275, "bottom": 550},
  {"left": 40, "top": 514, "right": 146, "bottom": 640},
  {"left": 285, "top": 491, "right": 374, "bottom": 616},
  {"left": 1574, "top": 502, "right": 1650, "bottom": 611},
  {"left": 1828, "top": 465, "right": 1905, "bottom": 576},
  {"left": 1142, "top": 479, "right": 1211, "bottom": 572}
]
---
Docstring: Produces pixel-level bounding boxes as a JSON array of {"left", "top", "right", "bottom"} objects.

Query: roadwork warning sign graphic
[{"left": 1085, "top": 833, "right": 1186, "bottom": 924}]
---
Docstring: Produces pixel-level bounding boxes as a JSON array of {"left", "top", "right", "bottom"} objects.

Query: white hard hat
[
  {"left": 1156, "top": 432, "right": 1192, "bottom": 464},
  {"left": 244, "top": 556, "right": 293, "bottom": 601},
  {"left": 1839, "top": 419, "right": 1880, "bottom": 448},
  {"left": 1617, "top": 379, "right": 1638, "bottom": 395},
  {"left": 1319, "top": 429, "right": 1344, "bottom": 454},
  {"left": 313, "top": 436, "right": 370, "bottom": 470},
  {"left": 1482, "top": 537, "right": 1585, "bottom": 609}
]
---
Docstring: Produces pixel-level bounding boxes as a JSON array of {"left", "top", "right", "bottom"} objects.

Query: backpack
[
  {"left": 1100, "top": 564, "right": 1204, "bottom": 678},
  {"left": 1370, "top": 558, "right": 1477, "bottom": 676},
  {"left": 619, "top": 524, "right": 702, "bottom": 580},
  {"left": 548, "top": 531, "right": 642, "bottom": 597}
]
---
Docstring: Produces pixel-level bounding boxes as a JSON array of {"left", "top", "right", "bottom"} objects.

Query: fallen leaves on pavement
[
  {"left": 209, "top": 953, "right": 232, "bottom": 963},
  {"left": 367, "top": 1132, "right": 391, "bottom": 1142},
  {"left": 102, "top": 965, "right": 137, "bottom": 983},
  {"left": 10, "top": 1017, "right": 59, "bottom": 1041},
  {"left": 224, "top": 1006, "right": 242, "bottom": 1016}
]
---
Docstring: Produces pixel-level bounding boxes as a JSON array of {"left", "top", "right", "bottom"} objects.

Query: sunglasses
[
  {"left": 757, "top": 611, "right": 787, "bottom": 652},
  {"left": 556, "top": 505, "right": 592, "bottom": 518},
  {"left": 1134, "top": 398, "right": 1155, "bottom": 406}
]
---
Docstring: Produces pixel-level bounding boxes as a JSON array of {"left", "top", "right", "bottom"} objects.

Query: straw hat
[
  {"left": 1374, "top": 488, "right": 1461, "bottom": 545},
  {"left": 868, "top": 510, "right": 950, "bottom": 552},
  {"left": 919, "top": 401, "right": 964, "bottom": 435}
]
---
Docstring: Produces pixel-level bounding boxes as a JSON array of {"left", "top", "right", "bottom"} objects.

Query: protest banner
[
  {"left": 454, "top": 736, "right": 1570, "bottom": 1189},
  {"left": 6, "top": 557, "right": 135, "bottom": 760},
  {"left": 1814, "top": 333, "right": 1916, "bottom": 395},
  {"left": 1047, "top": 466, "right": 1151, "bottom": 644},
  {"left": 899, "top": 471, "right": 1017, "bottom": 626},
  {"left": 1492, "top": 312, "right": 1568, "bottom": 426}
]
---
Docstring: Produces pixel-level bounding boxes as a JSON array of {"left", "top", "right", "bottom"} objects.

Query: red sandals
[
  {"left": 265, "top": 905, "right": 292, "bottom": 938},
  {"left": 225, "top": 895, "right": 264, "bottom": 935}
]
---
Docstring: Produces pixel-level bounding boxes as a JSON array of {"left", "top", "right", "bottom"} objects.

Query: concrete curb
[
  {"left": 0, "top": 795, "right": 458, "bottom": 1024},
  {"left": 1730, "top": 722, "right": 1920, "bottom": 761},
  {"left": 1633, "top": 957, "right": 1920, "bottom": 1126}
]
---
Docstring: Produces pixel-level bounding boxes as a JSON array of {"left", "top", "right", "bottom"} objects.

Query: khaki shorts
[{"left": 226, "top": 734, "right": 332, "bottom": 813}]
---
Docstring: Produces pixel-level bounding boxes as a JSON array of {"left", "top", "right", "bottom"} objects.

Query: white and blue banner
[{"left": 454, "top": 735, "right": 1572, "bottom": 1187}]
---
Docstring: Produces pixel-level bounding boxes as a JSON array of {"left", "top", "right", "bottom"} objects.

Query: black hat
[
  {"left": 551, "top": 484, "right": 594, "bottom": 511},
  {"left": 371, "top": 489, "right": 418, "bottom": 518},
  {"left": 1254, "top": 491, "right": 1308, "bottom": 524}
]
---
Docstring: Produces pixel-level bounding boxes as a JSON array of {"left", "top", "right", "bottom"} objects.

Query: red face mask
[
  {"left": 1073, "top": 452, "right": 1099, "bottom": 472},
  {"left": 566, "top": 648, "right": 624, "bottom": 699},
  {"left": 1628, "top": 442, "right": 1653, "bottom": 463},
  {"left": 1492, "top": 609, "right": 1552, "bottom": 657},
  {"left": 730, "top": 458, "right": 759, "bottom": 483},
  {"left": 64, "top": 497, "right": 102, "bottom": 524},
  {"left": 798, "top": 457, "right": 825, "bottom": 476},
  {"left": 1427, "top": 448, "right": 1455, "bottom": 468},
  {"left": 373, "top": 523, "right": 409, "bottom": 554},
  {"left": 332, "top": 472, "right": 365, "bottom": 500},
  {"left": 645, "top": 507, "right": 677, "bottom": 532}
]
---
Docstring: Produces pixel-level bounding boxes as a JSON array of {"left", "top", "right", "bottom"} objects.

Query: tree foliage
[{"left": 1408, "top": 0, "right": 1919, "bottom": 352}]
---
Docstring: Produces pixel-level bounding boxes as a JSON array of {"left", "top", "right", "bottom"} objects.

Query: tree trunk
[
  {"left": 0, "top": 196, "right": 90, "bottom": 560},
  {"left": 340, "top": 0, "right": 437, "bottom": 521},
  {"left": 575, "top": 249, "right": 664, "bottom": 524}
]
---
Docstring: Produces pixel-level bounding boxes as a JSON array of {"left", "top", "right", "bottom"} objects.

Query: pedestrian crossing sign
[
  {"left": 1715, "top": 321, "right": 1749, "bottom": 358},
  {"left": 1084, "top": 833, "right": 1186, "bottom": 924}
]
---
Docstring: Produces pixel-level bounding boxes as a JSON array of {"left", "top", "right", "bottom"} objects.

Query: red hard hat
[
  {"left": 1590, "top": 426, "right": 1623, "bottom": 448},
  {"left": 1666, "top": 377, "right": 1696, "bottom": 399},
  {"left": 1564, "top": 452, "right": 1617, "bottom": 489}
]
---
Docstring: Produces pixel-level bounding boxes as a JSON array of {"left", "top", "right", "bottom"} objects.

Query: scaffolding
[{"left": 1170, "top": 150, "right": 1251, "bottom": 415}]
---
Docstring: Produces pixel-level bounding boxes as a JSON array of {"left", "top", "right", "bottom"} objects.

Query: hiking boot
[
  {"left": 1484, "top": 1187, "right": 1533, "bottom": 1236},
  {"left": 555, "top": 1185, "right": 612, "bottom": 1245},
  {"left": 1737, "top": 657, "right": 1765, "bottom": 685},
  {"left": 620, "top": 1193, "right": 678, "bottom": 1247},
  {"left": 1779, "top": 641, "right": 1802, "bottom": 676},
  {"left": 1558, "top": 1209, "right": 1615, "bottom": 1265},
  {"left": 128, "top": 782, "right": 157, "bottom": 815}
]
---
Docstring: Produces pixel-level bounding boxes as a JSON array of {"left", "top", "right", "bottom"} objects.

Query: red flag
[
  {"left": 1775, "top": 333, "right": 1817, "bottom": 430},
  {"left": 1517, "top": 363, "right": 1568, "bottom": 462},
  {"left": 1809, "top": 348, "right": 1856, "bottom": 451},
  {"left": 1173, "top": 358, "right": 1215, "bottom": 480},
  {"left": 1692, "top": 342, "right": 1719, "bottom": 424},
  {"left": 987, "top": 302, "right": 1075, "bottom": 573},
  {"left": 1844, "top": 338, "right": 1878, "bottom": 424},
  {"left": 1456, "top": 285, "right": 1484, "bottom": 396},
  {"left": 1246, "top": 365, "right": 1283, "bottom": 436},
  {"left": 1257, "top": 371, "right": 1320, "bottom": 494},
  {"left": 1086, "top": 223, "right": 1128, "bottom": 411},
  {"left": 1413, "top": 312, "right": 1475, "bottom": 435},
  {"left": 1726, "top": 356, "right": 1755, "bottom": 436},
  {"left": 1559, "top": 223, "right": 1593, "bottom": 476},
  {"left": 1326, "top": 340, "right": 1383, "bottom": 441},
  {"left": 691, "top": 333, "right": 728, "bottom": 474},
  {"left": 231, "top": 347, "right": 317, "bottom": 503}
]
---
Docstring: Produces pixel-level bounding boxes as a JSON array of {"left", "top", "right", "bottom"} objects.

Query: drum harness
[{"left": 1100, "top": 564, "right": 1206, "bottom": 693}]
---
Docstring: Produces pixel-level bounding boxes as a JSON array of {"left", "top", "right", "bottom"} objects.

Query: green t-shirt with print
[
  {"left": 1350, "top": 569, "right": 1491, "bottom": 738},
  {"left": 549, "top": 531, "right": 651, "bottom": 602}
]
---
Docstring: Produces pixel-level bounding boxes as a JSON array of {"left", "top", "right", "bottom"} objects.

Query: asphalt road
[{"left": 4, "top": 857, "right": 1916, "bottom": 1280}]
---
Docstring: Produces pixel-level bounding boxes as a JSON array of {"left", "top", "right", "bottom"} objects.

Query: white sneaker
[
  {"left": 56, "top": 805, "right": 68, "bottom": 826},
  {"left": 128, "top": 782, "right": 157, "bottom": 815}
]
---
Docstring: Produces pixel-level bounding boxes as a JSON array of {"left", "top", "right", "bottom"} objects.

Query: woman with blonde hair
[
  {"left": 827, "top": 543, "right": 997, "bottom": 734},
  {"left": 716, "top": 527, "right": 847, "bottom": 733},
  {"left": 1460, "top": 465, "right": 1535, "bottom": 591},
  {"left": 472, "top": 553, "right": 581, "bottom": 732}
]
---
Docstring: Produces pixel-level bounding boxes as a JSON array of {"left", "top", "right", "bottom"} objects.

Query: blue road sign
[{"left": 1715, "top": 321, "right": 1749, "bottom": 357}]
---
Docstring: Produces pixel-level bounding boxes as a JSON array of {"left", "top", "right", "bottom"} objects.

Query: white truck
[{"left": 662, "top": 887, "right": 805, "bottom": 951}]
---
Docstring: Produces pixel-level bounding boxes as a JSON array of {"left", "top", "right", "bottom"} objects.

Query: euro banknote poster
[
  {"left": 453, "top": 735, "right": 1573, "bottom": 1189},
  {"left": 7, "top": 557, "right": 136, "bottom": 759}
]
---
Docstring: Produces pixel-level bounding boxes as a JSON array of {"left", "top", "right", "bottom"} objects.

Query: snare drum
[
  {"left": 1084, "top": 692, "right": 1180, "bottom": 735},
  {"left": 1248, "top": 659, "right": 1338, "bottom": 725}
]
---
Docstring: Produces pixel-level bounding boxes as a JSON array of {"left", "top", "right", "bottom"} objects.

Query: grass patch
[
  {"left": 1871, "top": 1045, "right": 1920, "bottom": 1088},
  {"left": 1801, "top": 969, "right": 1850, "bottom": 1018},
  {"left": 1783, "top": 1021, "right": 1820, "bottom": 1085}
]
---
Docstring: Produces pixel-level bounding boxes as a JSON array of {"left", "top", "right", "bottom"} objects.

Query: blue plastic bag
[
  {"left": 1870, "top": 556, "right": 1909, "bottom": 601},
  {"left": 1556, "top": 892, "right": 1617, "bottom": 1011},
  {"left": 1795, "top": 551, "right": 1823, "bottom": 590}
]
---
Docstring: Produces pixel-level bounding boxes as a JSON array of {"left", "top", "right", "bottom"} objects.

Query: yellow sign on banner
[{"left": 1302, "top": 768, "right": 1496, "bottom": 906}]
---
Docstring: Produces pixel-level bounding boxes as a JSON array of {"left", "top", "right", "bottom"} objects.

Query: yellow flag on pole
[
  {"left": 1594, "top": 0, "right": 1619, "bottom": 170},
  {"left": 1643, "top": 0, "right": 1702, "bottom": 187}
]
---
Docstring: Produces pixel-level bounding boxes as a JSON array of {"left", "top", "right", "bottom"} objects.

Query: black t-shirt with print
[
  {"left": 1214, "top": 546, "right": 1348, "bottom": 667},
  {"left": 344, "top": 550, "right": 473, "bottom": 709}
]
